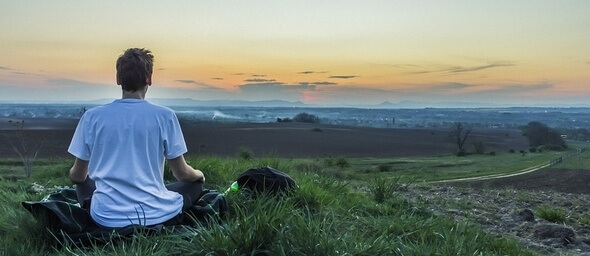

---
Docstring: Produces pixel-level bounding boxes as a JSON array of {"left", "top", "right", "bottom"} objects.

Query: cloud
[
  {"left": 299, "top": 81, "right": 337, "bottom": 86},
  {"left": 448, "top": 63, "right": 515, "bottom": 73},
  {"left": 244, "top": 78, "right": 276, "bottom": 83},
  {"left": 298, "top": 71, "right": 328, "bottom": 74},
  {"left": 231, "top": 73, "right": 245, "bottom": 75},
  {"left": 176, "top": 79, "right": 200, "bottom": 84},
  {"left": 251, "top": 74, "right": 266, "bottom": 77},
  {"left": 487, "top": 83, "right": 553, "bottom": 93},
  {"left": 0, "top": 66, "right": 11, "bottom": 70},
  {"left": 407, "top": 62, "right": 515, "bottom": 75},
  {"left": 175, "top": 79, "right": 220, "bottom": 89},
  {"left": 329, "top": 75, "right": 357, "bottom": 79},
  {"left": 211, "top": 77, "right": 223, "bottom": 80},
  {"left": 434, "top": 82, "right": 474, "bottom": 90},
  {"left": 157, "top": 68, "right": 165, "bottom": 71},
  {"left": 46, "top": 78, "right": 110, "bottom": 88}
]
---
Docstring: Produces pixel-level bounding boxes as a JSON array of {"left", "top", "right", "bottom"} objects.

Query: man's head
[{"left": 116, "top": 48, "right": 154, "bottom": 92}]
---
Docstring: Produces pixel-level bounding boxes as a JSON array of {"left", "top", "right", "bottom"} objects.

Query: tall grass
[{"left": 0, "top": 156, "right": 540, "bottom": 255}]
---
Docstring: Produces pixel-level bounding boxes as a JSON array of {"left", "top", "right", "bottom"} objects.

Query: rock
[
  {"left": 533, "top": 223, "right": 576, "bottom": 246},
  {"left": 514, "top": 208, "right": 535, "bottom": 222}
]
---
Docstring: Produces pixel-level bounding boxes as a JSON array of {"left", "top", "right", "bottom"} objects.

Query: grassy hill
[{"left": 2, "top": 149, "right": 573, "bottom": 255}]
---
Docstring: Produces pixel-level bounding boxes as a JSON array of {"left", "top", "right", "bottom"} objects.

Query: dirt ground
[
  {"left": 5, "top": 118, "right": 587, "bottom": 194},
  {"left": 449, "top": 168, "right": 590, "bottom": 195},
  {"left": 0, "top": 118, "right": 529, "bottom": 159}
]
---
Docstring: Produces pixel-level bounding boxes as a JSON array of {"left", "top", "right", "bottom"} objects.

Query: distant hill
[{"left": 65, "top": 98, "right": 308, "bottom": 107}]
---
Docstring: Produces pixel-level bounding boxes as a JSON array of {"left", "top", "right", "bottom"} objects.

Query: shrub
[
  {"left": 310, "top": 127, "right": 323, "bottom": 132},
  {"left": 489, "top": 151, "right": 496, "bottom": 156},
  {"left": 456, "top": 150, "right": 467, "bottom": 157},
  {"left": 293, "top": 112, "right": 320, "bottom": 123},
  {"left": 335, "top": 156, "right": 349, "bottom": 169},
  {"left": 377, "top": 164, "right": 391, "bottom": 172},
  {"left": 529, "top": 147, "right": 537, "bottom": 153},
  {"left": 508, "top": 149, "right": 515, "bottom": 153},
  {"left": 237, "top": 146, "right": 253, "bottom": 160}
]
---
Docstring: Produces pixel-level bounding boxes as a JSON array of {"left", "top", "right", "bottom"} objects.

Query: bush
[
  {"left": 529, "top": 147, "right": 537, "bottom": 153},
  {"left": 335, "top": 156, "right": 349, "bottom": 169},
  {"left": 310, "top": 127, "right": 323, "bottom": 132},
  {"left": 489, "top": 151, "right": 496, "bottom": 156},
  {"left": 508, "top": 149, "right": 515, "bottom": 153},
  {"left": 293, "top": 112, "right": 320, "bottom": 123},
  {"left": 237, "top": 146, "right": 253, "bottom": 160},
  {"left": 456, "top": 150, "right": 467, "bottom": 157},
  {"left": 537, "top": 144, "right": 566, "bottom": 151},
  {"left": 377, "top": 164, "right": 391, "bottom": 172}
]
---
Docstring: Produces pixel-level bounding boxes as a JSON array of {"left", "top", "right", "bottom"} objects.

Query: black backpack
[{"left": 236, "top": 167, "right": 297, "bottom": 194}]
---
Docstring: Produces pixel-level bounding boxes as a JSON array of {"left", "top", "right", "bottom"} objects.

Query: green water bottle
[{"left": 225, "top": 181, "right": 239, "bottom": 194}]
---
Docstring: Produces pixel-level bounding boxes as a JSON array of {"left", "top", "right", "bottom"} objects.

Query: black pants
[{"left": 75, "top": 177, "right": 204, "bottom": 213}]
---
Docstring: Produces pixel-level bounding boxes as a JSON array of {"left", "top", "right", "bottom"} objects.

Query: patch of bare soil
[
  {"left": 0, "top": 119, "right": 529, "bottom": 159},
  {"left": 406, "top": 169, "right": 590, "bottom": 255}
]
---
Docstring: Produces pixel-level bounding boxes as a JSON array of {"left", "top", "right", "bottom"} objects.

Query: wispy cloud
[
  {"left": 299, "top": 81, "right": 337, "bottom": 86},
  {"left": 407, "top": 62, "right": 515, "bottom": 75},
  {"left": 252, "top": 74, "right": 266, "bottom": 77},
  {"left": 176, "top": 79, "right": 200, "bottom": 84},
  {"left": 298, "top": 71, "right": 328, "bottom": 74},
  {"left": 211, "top": 77, "right": 223, "bottom": 80},
  {"left": 487, "top": 82, "right": 553, "bottom": 93},
  {"left": 448, "top": 63, "right": 515, "bottom": 73},
  {"left": 46, "top": 78, "right": 109, "bottom": 88},
  {"left": 244, "top": 78, "right": 276, "bottom": 83},
  {"left": 433, "top": 82, "right": 474, "bottom": 90},
  {"left": 175, "top": 79, "right": 220, "bottom": 89},
  {"left": 231, "top": 73, "right": 245, "bottom": 75},
  {"left": 329, "top": 75, "right": 357, "bottom": 79},
  {"left": 0, "top": 66, "right": 11, "bottom": 70}
]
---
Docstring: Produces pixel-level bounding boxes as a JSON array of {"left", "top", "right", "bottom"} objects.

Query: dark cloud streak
[
  {"left": 244, "top": 78, "right": 276, "bottom": 83},
  {"left": 329, "top": 75, "right": 357, "bottom": 79},
  {"left": 298, "top": 71, "right": 328, "bottom": 74}
]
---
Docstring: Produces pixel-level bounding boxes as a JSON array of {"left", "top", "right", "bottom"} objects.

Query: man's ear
[
  {"left": 116, "top": 74, "right": 121, "bottom": 85},
  {"left": 146, "top": 76, "right": 152, "bottom": 86}
]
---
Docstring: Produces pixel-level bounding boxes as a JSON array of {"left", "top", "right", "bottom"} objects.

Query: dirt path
[{"left": 430, "top": 162, "right": 552, "bottom": 184}]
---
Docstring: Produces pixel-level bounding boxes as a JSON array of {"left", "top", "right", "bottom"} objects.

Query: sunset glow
[{"left": 1, "top": 1, "right": 589, "bottom": 106}]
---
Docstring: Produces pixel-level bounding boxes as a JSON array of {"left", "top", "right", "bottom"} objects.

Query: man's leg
[
  {"left": 166, "top": 180, "right": 204, "bottom": 210},
  {"left": 75, "top": 177, "right": 96, "bottom": 208}
]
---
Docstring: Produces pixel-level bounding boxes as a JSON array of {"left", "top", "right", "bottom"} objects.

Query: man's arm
[
  {"left": 69, "top": 158, "right": 89, "bottom": 184},
  {"left": 168, "top": 155, "right": 205, "bottom": 182}
]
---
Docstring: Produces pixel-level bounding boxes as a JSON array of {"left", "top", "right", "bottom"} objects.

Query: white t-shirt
[{"left": 68, "top": 99, "right": 186, "bottom": 228}]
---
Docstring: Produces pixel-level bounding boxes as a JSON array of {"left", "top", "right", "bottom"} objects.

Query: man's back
[{"left": 69, "top": 99, "right": 186, "bottom": 227}]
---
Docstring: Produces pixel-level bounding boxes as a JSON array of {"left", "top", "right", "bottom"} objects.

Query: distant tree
[
  {"left": 293, "top": 112, "right": 320, "bottom": 123},
  {"left": 520, "top": 121, "right": 567, "bottom": 149},
  {"left": 3, "top": 120, "right": 44, "bottom": 178},
  {"left": 450, "top": 122, "right": 471, "bottom": 154}
]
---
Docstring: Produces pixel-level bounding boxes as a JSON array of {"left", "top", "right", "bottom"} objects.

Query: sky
[{"left": 1, "top": 1, "right": 589, "bottom": 107}]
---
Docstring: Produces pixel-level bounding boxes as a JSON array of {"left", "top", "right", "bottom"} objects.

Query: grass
[
  {"left": 350, "top": 148, "right": 576, "bottom": 183},
  {"left": 535, "top": 204, "right": 568, "bottom": 223},
  {"left": 0, "top": 152, "right": 566, "bottom": 255}
]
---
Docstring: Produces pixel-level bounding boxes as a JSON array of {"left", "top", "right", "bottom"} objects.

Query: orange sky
[{"left": 1, "top": 1, "right": 589, "bottom": 106}]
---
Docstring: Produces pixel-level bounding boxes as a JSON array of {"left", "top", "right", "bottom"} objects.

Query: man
[{"left": 68, "top": 48, "right": 205, "bottom": 228}]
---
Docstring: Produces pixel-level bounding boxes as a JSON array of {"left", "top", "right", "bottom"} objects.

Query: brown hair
[{"left": 116, "top": 48, "right": 154, "bottom": 92}]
